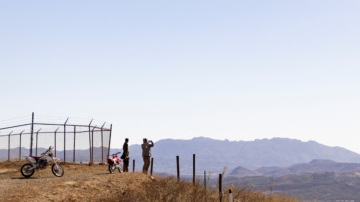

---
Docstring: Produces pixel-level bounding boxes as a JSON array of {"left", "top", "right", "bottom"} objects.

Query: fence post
[
  {"left": 19, "top": 130, "right": 24, "bottom": 160},
  {"left": 193, "top": 154, "right": 195, "bottom": 185},
  {"left": 30, "top": 112, "right": 34, "bottom": 156},
  {"left": 228, "top": 189, "right": 233, "bottom": 202},
  {"left": 219, "top": 174, "right": 222, "bottom": 202},
  {"left": 54, "top": 128, "right": 59, "bottom": 157},
  {"left": 91, "top": 126, "right": 96, "bottom": 163},
  {"left": 88, "top": 119, "right": 93, "bottom": 163},
  {"left": 36, "top": 129, "right": 41, "bottom": 156},
  {"left": 176, "top": 156, "right": 180, "bottom": 181},
  {"left": 63, "top": 118, "right": 69, "bottom": 162},
  {"left": 204, "top": 171, "right": 206, "bottom": 190},
  {"left": 133, "top": 159, "right": 135, "bottom": 173},
  {"left": 73, "top": 126, "right": 76, "bottom": 162},
  {"left": 101, "top": 122, "right": 105, "bottom": 164},
  {"left": 8, "top": 131, "right": 12, "bottom": 161},
  {"left": 108, "top": 124, "right": 112, "bottom": 157},
  {"left": 150, "top": 158, "right": 154, "bottom": 176}
]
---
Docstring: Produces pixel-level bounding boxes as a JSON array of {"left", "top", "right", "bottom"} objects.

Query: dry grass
[{"left": 0, "top": 161, "right": 303, "bottom": 202}]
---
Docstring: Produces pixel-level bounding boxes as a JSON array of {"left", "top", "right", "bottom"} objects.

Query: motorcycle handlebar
[{"left": 107, "top": 152, "right": 121, "bottom": 157}]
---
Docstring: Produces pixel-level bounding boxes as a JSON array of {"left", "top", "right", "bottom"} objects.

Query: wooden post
[
  {"left": 133, "top": 159, "right": 135, "bottom": 173},
  {"left": 176, "top": 156, "right": 180, "bottom": 181},
  {"left": 150, "top": 158, "right": 154, "bottom": 176},
  {"left": 228, "top": 189, "right": 233, "bottom": 202},
  {"left": 219, "top": 174, "right": 223, "bottom": 202},
  {"left": 193, "top": 154, "right": 195, "bottom": 185},
  {"left": 204, "top": 171, "right": 206, "bottom": 190}
]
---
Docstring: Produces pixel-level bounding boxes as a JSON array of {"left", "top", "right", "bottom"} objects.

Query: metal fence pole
[
  {"left": 176, "top": 156, "right": 180, "bottom": 181},
  {"left": 64, "top": 118, "right": 69, "bottom": 162},
  {"left": 73, "top": 126, "right": 76, "bottom": 162},
  {"left": 133, "top": 159, "right": 135, "bottom": 173},
  {"left": 8, "top": 131, "right": 12, "bottom": 161},
  {"left": 193, "top": 154, "right": 196, "bottom": 186},
  {"left": 219, "top": 174, "right": 223, "bottom": 202},
  {"left": 19, "top": 130, "right": 24, "bottom": 160},
  {"left": 30, "top": 112, "right": 34, "bottom": 156},
  {"left": 54, "top": 128, "right": 59, "bottom": 157},
  {"left": 150, "top": 158, "right": 154, "bottom": 176},
  {"left": 108, "top": 124, "right": 112, "bottom": 157},
  {"left": 36, "top": 129, "right": 41, "bottom": 156},
  {"left": 91, "top": 126, "right": 96, "bottom": 163},
  {"left": 101, "top": 122, "right": 105, "bottom": 164},
  {"left": 88, "top": 119, "right": 93, "bottom": 163}
]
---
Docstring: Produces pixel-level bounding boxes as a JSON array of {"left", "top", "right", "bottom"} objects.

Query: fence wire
[{"left": 0, "top": 114, "right": 112, "bottom": 164}]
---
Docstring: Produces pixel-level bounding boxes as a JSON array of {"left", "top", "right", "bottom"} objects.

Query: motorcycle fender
[{"left": 25, "top": 156, "right": 37, "bottom": 164}]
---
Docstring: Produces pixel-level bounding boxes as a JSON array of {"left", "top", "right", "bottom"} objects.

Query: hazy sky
[{"left": 1, "top": 1, "right": 360, "bottom": 152}]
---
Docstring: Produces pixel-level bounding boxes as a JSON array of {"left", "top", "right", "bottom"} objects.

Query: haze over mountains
[
  {"left": 110, "top": 137, "right": 360, "bottom": 174},
  {"left": 229, "top": 159, "right": 360, "bottom": 177}
]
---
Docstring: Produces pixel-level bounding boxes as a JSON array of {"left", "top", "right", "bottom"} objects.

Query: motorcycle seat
[{"left": 29, "top": 156, "right": 41, "bottom": 160}]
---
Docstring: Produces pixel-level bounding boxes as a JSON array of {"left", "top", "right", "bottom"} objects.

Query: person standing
[
  {"left": 121, "top": 138, "right": 130, "bottom": 172},
  {"left": 141, "top": 138, "right": 154, "bottom": 174}
]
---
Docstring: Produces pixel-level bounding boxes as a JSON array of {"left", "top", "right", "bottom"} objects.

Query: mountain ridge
[{"left": 111, "top": 137, "right": 360, "bottom": 173}]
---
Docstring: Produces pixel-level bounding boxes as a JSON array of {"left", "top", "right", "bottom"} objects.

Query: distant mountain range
[
  {"left": 109, "top": 137, "right": 360, "bottom": 174},
  {"left": 229, "top": 159, "right": 360, "bottom": 177},
  {"left": 2, "top": 137, "right": 360, "bottom": 175}
]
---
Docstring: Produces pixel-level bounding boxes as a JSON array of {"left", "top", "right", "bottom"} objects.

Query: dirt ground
[
  {"left": 0, "top": 161, "right": 302, "bottom": 202},
  {"left": 0, "top": 161, "right": 151, "bottom": 202}
]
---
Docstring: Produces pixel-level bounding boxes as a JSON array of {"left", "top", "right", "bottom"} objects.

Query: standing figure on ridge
[
  {"left": 121, "top": 138, "right": 130, "bottom": 172},
  {"left": 141, "top": 138, "right": 154, "bottom": 174}
]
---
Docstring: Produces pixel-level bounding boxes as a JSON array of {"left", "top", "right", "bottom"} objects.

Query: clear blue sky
[{"left": 1, "top": 1, "right": 360, "bottom": 152}]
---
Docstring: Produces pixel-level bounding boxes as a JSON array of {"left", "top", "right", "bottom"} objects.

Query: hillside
[
  {"left": 0, "top": 161, "right": 300, "bottom": 202},
  {"left": 229, "top": 159, "right": 360, "bottom": 177},
  {"left": 111, "top": 137, "right": 360, "bottom": 173}
]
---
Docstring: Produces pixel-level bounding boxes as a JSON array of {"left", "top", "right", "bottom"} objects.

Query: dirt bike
[
  {"left": 107, "top": 152, "right": 123, "bottom": 174},
  {"left": 21, "top": 146, "right": 64, "bottom": 178}
]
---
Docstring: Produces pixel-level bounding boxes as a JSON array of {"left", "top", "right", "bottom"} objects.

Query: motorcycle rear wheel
[
  {"left": 52, "top": 164, "right": 64, "bottom": 177},
  {"left": 21, "top": 163, "right": 35, "bottom": 178}
]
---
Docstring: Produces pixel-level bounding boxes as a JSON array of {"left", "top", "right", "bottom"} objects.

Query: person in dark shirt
[{"left": 121, "top": 138, "right": 130, "bottom": 172}]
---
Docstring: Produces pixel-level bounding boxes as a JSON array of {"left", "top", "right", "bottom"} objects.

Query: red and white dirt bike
[
  {"left": 21, "top": 146, "right": 64, "bottom": 178},
  {"left": 107, "top": 152, "right": 123, "bottom": 174}
]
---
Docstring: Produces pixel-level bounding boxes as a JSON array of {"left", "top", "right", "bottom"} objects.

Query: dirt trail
[{"left": 0, "top": 161, "right": 150, "bottom": 202}]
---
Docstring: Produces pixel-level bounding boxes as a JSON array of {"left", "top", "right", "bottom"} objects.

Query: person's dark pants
[
  {"left": 142, "top": 156, "right": 150, "bottom": 174},
  {"left": 123, "top": 158, "right": 129, "bottom": 172}
]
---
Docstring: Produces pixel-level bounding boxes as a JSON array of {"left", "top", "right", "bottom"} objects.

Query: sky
[{"left": 1, "top": 1, "right": 360, "bottom": 152}]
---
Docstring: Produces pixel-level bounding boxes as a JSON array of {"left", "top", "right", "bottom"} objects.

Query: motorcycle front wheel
[
  {"left": 118, "top": 163, "right": 123, "bottom": 173},
  {"left": 109, "top": 164, "right": 115, "bottom": 174},
  {"left": 52, "top": 164, "right": 64, "bottom": 177},
  {"left": 21, "top": 163, "right": 35, "bottom": 178}
]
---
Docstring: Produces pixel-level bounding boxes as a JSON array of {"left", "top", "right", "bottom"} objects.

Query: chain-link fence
[{"left": 0, "top": 113, "right": 112, "bottom": 163}]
